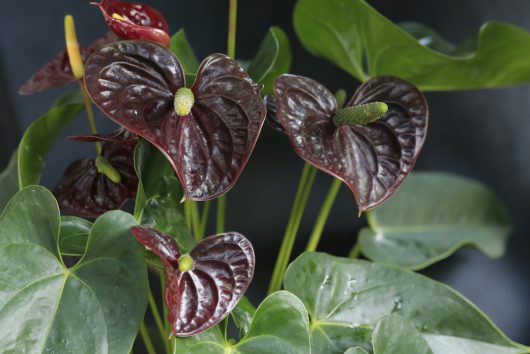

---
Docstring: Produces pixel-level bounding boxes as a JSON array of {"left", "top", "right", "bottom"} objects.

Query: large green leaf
[
  {"left": 372, "top": 315, "right": 433, "bottom": 354},
  {"left": 18, "top": 92, "right": 84, "bottom": 188},
  {"left": 345, "top": 348, "right": 369, "bottom": 354},
  {"left": 0, "top": 150, "right": 19, "bottom": 212},
  {"left": 294, "top": 0, "right": 530, "bottom": 90},
  {"left": 59, "top": 216, "right": 92, "bottom": 256},
  {"left": 247, "top": 27, "right": 292, "bottom": 95},
  {"left": 170, "top": 28, "right": 200, "bottom": 85},
  {"left": 0, "top": 186, "right": 148, "bottom": 353},
  {"left": 174, "top": 291, "right": 311, "bottom": 354},
  {"left": 284, "top": 252, "right": 528, "bottom": 354},
  {"left": 231, "top": 297, "right": 256, "bottom": 338},
  {"left": 358, "top": 172, "right": 512, "bottom": 270}
]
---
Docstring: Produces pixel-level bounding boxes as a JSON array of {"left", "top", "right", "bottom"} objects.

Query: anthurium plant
[{"left": 2, "top": 0, "right": 530, "bottom": 353}]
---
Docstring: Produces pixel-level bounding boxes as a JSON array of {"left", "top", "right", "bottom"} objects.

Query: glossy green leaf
[
  {"left": 372, "top": 315, "right": 433, "bottom": 354},
  {"left": 358, "top": 172, "right": 512, "bottom": 270},
  {"left": 18, "top": 93, "right": 83, "bottom": 188},
  {"left": 400, "top": 22, "right": 456, "bottom": 54},
  {"left": 344, "top": 348, "right": 369, "bottom": 354},
  {"left": 0, "top": 151, "right": 19, "bottom": 212},
  {"left": 0, "top": 186, "right": 148, "bottom": 353},
  {"left": 170, "top": 29, "right": 200, "bottom": 75},
  {"left": 247, "top": 27, "right": 292, "bottom": 95},
  {"left": 294, "top": 0, "right": 530, "bottom": 90},
  {"left": 284, "top": 252, "right": 527, "bottom": 354},
  {"left": 231, "top": 297, "right": 256, "bottom": 338},
  {"left": 59, "top": 216, "right": 92, "bottom": 256},
  {"left": 174, "top": 291, "right": 311, "bottom": 354}
]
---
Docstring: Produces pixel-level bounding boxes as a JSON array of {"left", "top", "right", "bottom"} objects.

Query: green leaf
[
  {"left": 358, "top": 172, "right": 512, "bottom": 270},
  {"left": 399, "top": 22, "right": 456, "bottom": 54},
  {"left": 231, "top": 297, "right": 256, "bottom": 338},
  {"left": 18, "top": 93, "right": 84, "bottom": 188},
  {"left": 0, "top": 150, "right": 19, "bottom": 212},
  {"left": 174, "top": 291, "right": 311, "bottom": 354},
  {"left": 344, "top": 348, "right": 369, "bottom": 354},
  {"left": 284, "top": 252, "right": 527, "bottom": 354},
  {"left": 0, "top": 186, "right": 148, "bottom": 353},
  {"left": 59, "top": 216, "right": 92, "bottom": 256},
  {"left": 170, "top": 29, "right": 200, "bottom": 75},
  {"left": 294, "top": 0, "right": 530, "bottom": 90},
  {"left": 372, "top": 315, "right": 433, "bottom": 354},
  {"left": 247, "top": 27, "right": 292, "bottom": 95}
]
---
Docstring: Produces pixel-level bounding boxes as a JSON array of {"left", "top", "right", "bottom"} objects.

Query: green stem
[
  {"left": 305, "top": 178, "right": 342, "bottom": 252},
  {"left": 139, "top": 320, "right": 156, "bottom": 354},
  {"left": 184, "top": 199, "right": 192, "bottom": 229},
  {"left": 148, "top": 288, "right": 169, "bottom": 353},
  {"left": 188, "top": 200, "right": 201, "bottom": 241},
  {"left": 268, "top": 163, "right": 317, "bottom": 294},
  {"left": 227, "top": 0, "right": 238, "bottom": 59},
  {"left": 160, "top": 269, "right": 169, "bottom": 332},
  {"left": 198, "top": 200, "right": 211, "bottom": 239},
  {"left": 349, "top": 242, "right": 362, "bottom": 259},
  {"left": 79, "top": 81, "right": 102, "bottom": 155},
  {"left": 216, "top": 195, "right": 226, "bottom": 234}
]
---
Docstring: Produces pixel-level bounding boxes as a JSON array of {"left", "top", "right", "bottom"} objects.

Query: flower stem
[
  {"left": 79, "top": 81, "right": 102, "bottom": 155},
  {"left": 198, "top": 200, "right": 211, "bottom": 239},
  {"left": 148, "top": 288, "right": 169, "bottom": 353},
  {"left": 216, "top": 195, "right": 226, "bottom": 234},
  {"left": 268, "top": 163, "right": 317, "bottom": 294},
  {"left": 160, "top": 269, "right": 169, "bottom": 331},
  {"left": 227, "top": 0, "right": 238, "bottom": 59},
  {"left": 349, "top": 242, "right": 362, "bottom": 259},
  {"left": 305, "top": 178, "right": 342, "bottom": 252},
  {"left": 189, "top": 200, "right": 201, "bottom": 241},
  {"left": 139, "top": 320, "right": 156, "bottom": 354}
]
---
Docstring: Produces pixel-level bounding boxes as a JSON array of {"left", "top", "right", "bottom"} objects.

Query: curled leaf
[
  {"left": 131, "top": 226, "right": 255, "bottom": 336},
  {"left": 263, "top": 94, "right": 286, "bottom": 134},
  {"left": 94, "top": 0, "right": 170, "bottom": 46},
  {"left": 85, "top": 41, "right": 266, "bottom": 201},
  {"left": 19, "top": 32, "right": 118, "bottom": 95},
  {"left": 53, "top": 130, "right": 138, "bottom": 218},
  {"left": 274, "top": 75, "right": 428, "bottom": 211},
  {"left": 69, "top": 127, "right": 137, "bottom": 144}
]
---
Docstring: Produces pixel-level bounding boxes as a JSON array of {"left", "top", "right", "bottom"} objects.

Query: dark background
[{"left": 1, "top": 0, "right": 529, "bottom": 345}]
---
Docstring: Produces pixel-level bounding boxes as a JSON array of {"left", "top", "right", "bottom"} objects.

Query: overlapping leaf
[
  {"left": 294, "top": 0, "right": 530, "bottom": 90},
  {"left": 85, "top": 40, "right": 266, "bottom": 201},
  {"left": 0, "top": 151, "right": 19, "bottom": 212},
  {"left": 274, "top": 75, "right": 428, "bottom": 211}
]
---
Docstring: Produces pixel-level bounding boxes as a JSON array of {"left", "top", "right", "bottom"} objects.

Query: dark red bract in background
[
  {"left": 274, "top": 75, "right": 428, "bottom": 211},
  {"left": 131, "top": 226, "right": 255, "bottom": 336}
]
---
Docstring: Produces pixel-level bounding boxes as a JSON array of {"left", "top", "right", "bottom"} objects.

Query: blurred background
[{"left": 1, "top": 0, "right": 529, "bottom": 345}]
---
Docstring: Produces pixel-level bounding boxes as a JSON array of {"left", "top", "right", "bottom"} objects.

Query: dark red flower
[
  {"left": 84, "top": 40, "right": 266, "bottom": 201},
  {"left": 53, "top": 129, "right": 138, "bottom": 218},
  {"left": 274, "top": 75, "right": 428, "bottom": 211},
  {"left": 19, "top": 32, "right": 118, "bottom": 95},
  {"left": 93, "top": 0, "right": 170, "bottom": 47},
  {"left": 131, "top": 226, "right": 255, "bottom": 336}
]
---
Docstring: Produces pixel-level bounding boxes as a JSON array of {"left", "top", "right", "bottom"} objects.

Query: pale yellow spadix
[
  {"left": 64, "top": 15, "right": 84, "bottom": 79},
  {"left": 112, "top": 13, "right": 127, "bottom": 21}
]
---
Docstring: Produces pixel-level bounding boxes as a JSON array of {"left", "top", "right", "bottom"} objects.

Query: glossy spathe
[
  {"left": 274, "top": 75, "right": 428, "bottom": 211},
  {"left": 131, "top": 226, "right": 255, "bottom": 336},
  {"left": 84, "top": 40, "right": 266, "bottom": 201}
]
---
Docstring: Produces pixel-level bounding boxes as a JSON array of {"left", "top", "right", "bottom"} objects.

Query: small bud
[
  {"left": 64, "top": 15, "right": 85, "bottom": 80},
  {"left": 334, "top": 89, "right": 347, "bottom": 109},
  {"left": 111, "top": 13, "right": 127, "bottom": 22},
  {"left": 95, "top": 156, "right": 122, "bottom": 184},
  {"left": 178, "top": 254, "right": 194, "bottom": 272},
  {"left": 174, "top": 87, "right": 195, "bottom": 116},
  {"left": 334, "top": 102, "right": 389, "bottom": 126}
]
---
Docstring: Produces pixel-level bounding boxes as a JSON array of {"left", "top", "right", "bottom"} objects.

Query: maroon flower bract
[
  {"left": 274, "top": 75, "right": 428, "bottom": 211},
  {"left": 94, "top": 0, "right": 170, "bottom": 46},
  {"left": 53, "top": 129, "right": 138, "bottom": 218},
  {"left": 131, "top": 226, "right": 255, "bottom": 336},
  {"left": 84, "top": 40, "right": 267, "bottom": 201}
]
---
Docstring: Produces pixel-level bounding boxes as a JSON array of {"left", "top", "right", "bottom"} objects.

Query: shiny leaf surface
[
  {"left": 231, "top": 296, "right": 256, "bottom": 338},
  {"left": 85, "top": 41, "right": 266, "bottom": 200},
  {"left": 0, "top": 187, "right": 147, "bottom": 353},
  {"left": 174, "top": 291, "right": 311, "bottom": 354},
  {"left": 18, "top": 93, "right": 84, "bottom": 188},
  {"left": 59, "top": 216, "right": 92, "bottom": 256},
  {"left": 53, "top": 132, "right": 138, "bottom": 218},
  {"left": 95, "top": 0, "right": 170, "bottom": 46},
  {"left": 274, "top": 75, "right": 428, "bottom": 211},
  {"left": 170, "top": 29, "right": 200, "bottom": 75},
  {"left": 131, "top": 226, "right": 255, "bottom": 336},
  {"left": 345, "top": 348, "right": 370, "bottom": 354},
  {"left": 372, "top": 315, "right": 433, "bottom": 354},
  {"left": 19, "top": 32, "right": 117, "bottom": 95},
  {"left": 247, "top": 27, "right": 291, "bottom": 95},
  {"left": 0, "top": 151, "right": 19, "bottom": 212},
  {"left": 358, "top": 172, "right": 512, "bottom": 269},
  {"left": 284, "top": 252, "right": 526, "bottom": 354},
  {"left": 294, "top": 0, "right": 530, "bottom": 90}
]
